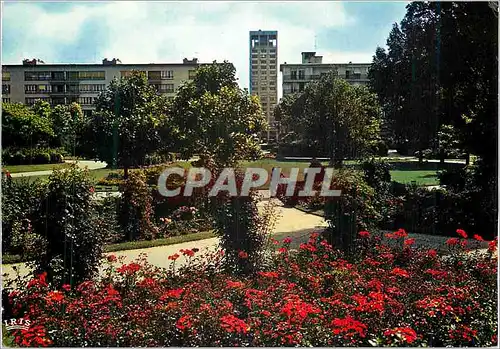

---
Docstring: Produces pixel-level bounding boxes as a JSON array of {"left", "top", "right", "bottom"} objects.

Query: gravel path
[{"left": 10, "top": 160, "right": 107, "bottom": 178}]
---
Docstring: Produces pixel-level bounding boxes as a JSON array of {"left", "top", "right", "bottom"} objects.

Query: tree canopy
[
  {"left": 170, "top": 61, "right": 266, "bottom": 167},
  {"left": 276, "top": 72, "right": 382, "bottom": 167}
]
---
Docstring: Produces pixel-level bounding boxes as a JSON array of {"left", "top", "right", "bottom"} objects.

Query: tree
[
  {"left": 277, "top": 72, "right": 381, "bottom": 168},
  {"left": 50, "top": 102, "right": 84, "bottom": 154},
  {"left": 87, "top": 71, "right": 173, "bottom": 178},
  {"left": 369, "top": 2, "right": 497, "bottom": 163},
  {"left": 170, "top": 61, "right": 266, "bottom": 168},
  {"left": 2, "top": 102, "right": 54, "bottom": 148},
  {"left": 370, "top": 2, "right": 498, "bottom": 237}
]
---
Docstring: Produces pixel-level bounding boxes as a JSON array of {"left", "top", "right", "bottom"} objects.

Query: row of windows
[
  {"left": 151, "top": 84, "right": 175, "bottom": 93},
  {"left": 24, "top": 84, "right": 106, "bottom": 94},
  {"left": 2, "top": 98, "right": 10, "bottom": 103},
  {"left": 24, "top": 71, "right": 106, "bottom": 81},
  {"left": 121, "top": 70, "right": 196, "bottom": 80},
  {"left": 25, "top": 96, "right": 96, "bottom": 106}
]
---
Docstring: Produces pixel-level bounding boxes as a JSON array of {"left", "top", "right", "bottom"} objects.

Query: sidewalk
[
  {"left": 10, "top": 160, "right": 107, "bottom": 178},
  {"left": 1, "top": 199, "right": 327, "bottom": 280}
]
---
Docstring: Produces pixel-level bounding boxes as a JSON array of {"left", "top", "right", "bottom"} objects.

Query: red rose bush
[{"left": 4, "top": 229, "right": 497, "bottom": 347}]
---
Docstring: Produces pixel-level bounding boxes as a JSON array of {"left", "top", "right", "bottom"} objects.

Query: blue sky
[{"left": 2, "top": 1, "right": 408, "bottom": 95}]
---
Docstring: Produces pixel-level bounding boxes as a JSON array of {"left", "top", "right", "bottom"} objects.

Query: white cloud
[{"left": 2, "top": 1, "right": 367, "bottom": 97}]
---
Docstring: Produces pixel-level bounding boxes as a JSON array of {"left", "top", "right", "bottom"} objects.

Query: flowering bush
[
  {"left": 4, "top": 229, "right": 497, "bottom": 347},
  {"left": 118, "top": 171, "right": 159, "bottom": 241}
]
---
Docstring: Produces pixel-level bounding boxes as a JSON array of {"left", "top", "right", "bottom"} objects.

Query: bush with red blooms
[{"left": 4, "top": 229, "right": 497, "bottom": 347}]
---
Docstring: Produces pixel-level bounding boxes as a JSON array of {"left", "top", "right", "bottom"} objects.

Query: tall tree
[
  {"left": 170, "top": 61, "right": 266, "bottom": 167},
  {"left": 277, "top": 72, "right": 381, "bottom": 168},
  {"left": 87, "top": 71, "right": 173, "bottom": 178}
]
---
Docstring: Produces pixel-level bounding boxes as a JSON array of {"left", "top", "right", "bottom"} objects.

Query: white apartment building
[
  {"left": 1, "top": 58, "right": 202, "bottom": 117},
  {"left": 249, "top": 30, "right": 278, "bottom": 143},
  {"left": 280, "top": 52, "right": 371, "bottom": 96}
]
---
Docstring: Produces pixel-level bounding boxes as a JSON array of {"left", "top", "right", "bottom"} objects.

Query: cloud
[{"left": 2, "top": 1, "right": 364, "bottom": 97}]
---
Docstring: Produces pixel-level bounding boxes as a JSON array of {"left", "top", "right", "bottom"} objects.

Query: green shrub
[
  {"left": 31, "top": 165, "right": 106, "bottom": 287},
  {"left": 324, "top": 169, "right": 380, "bottom": 253},
  {"left": 1, "top": 177, "right": 47, "bottom": 257},
  {"left": 2, "top": 147, "right": 64, "bottom": 165},
  {"left": 118, "top": 170, "right": 159, "bottom": 241}
]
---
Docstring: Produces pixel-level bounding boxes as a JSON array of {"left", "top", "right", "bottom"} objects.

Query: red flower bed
[{"left": 5, "top": 230, "right": 498, "bottom": 347}]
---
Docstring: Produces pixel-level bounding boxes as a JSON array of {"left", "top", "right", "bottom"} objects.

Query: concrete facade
[
  {"left": 1, "top": 58, "right": 201, "bottom": 115},
  {"left": 280, "top": 52, "right": 371, "bottom": 96},
  {"left": 249, "top": 30, "right": 278, "bottom": 143}
]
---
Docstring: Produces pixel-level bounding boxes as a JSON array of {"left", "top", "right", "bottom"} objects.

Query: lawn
[
  {"left": 3, "top": 163, "right": 71, "bottom": 173},
  {"left": 10, "top": 159, "right": 439, "bottom": 187}
]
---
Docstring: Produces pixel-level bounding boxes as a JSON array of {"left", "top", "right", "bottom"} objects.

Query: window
[
  {"left": 260, "top": 65, "right": 267, "bottom": 70},
  {"left": 67, "top": 71, "right": 79, "bottom": 80},
  {"left": 52, "top": 84, "right": 65, "bottom": 93},
  {"left": 155, "top": 84, "right": 174, "bottom": 93},
  {"left": 261, "top": 60, "right": 267, "bottom": 65},
  {"left": 270, "top": 70, "right": 276, "bottom": 75},
  {"left": 68, "top": 84, "right": 79, "bottom": 93},
  {"left": 299, "top": 82, "right": 305, "bottom": 92},
  {"left": 121, "top": 71, "right": 132, "bottom": 78},
  {"left": 25, "top": 71, "right": 51, "bottom": 81},
  {"left": 269, "top": 86, "right": 276, "bottom": 91},
  {"left": 261, "top": 49, "right": 267, "bottom": 53},
  {"left": 25, "top": 97, "right": 50, "bottom": 105},
  {"left": 2, "top": 84, "right": 10, "bottom": 94},
  {"left": 2, "top": 98, "right": 10, "bottom": 103},
  {"left": 2, "top": 72, "right": 11, "bottom": 81},
  {"left": 25, "top": 85, "right": 37, "bottom": 93},
  {"left": 260, "top": 54, "right": 267, "bottom": 58},
  {"left": 251, "top": 65, "right": 258, "bottom": 71},
  {"left": 269, "top": 60, "right": 276, "bottom": 65},
  {"left": 298, "top": 70, "right": 305, "bottom": 80},
  {"left": 270, "top": 49, "right": 276, "bottom": 54},
  {"left": 188, "top": 70, "right": 197, "bottom": 79},
  {"left": 161, "top": 70, "right": 174, "bottom": 79},
  {"left": 51, "top": 71, "right": 65, "bottom": 81},
  {"left": 290, "top": 71, "right": 297, "bottom": 80},
  {"left": 148, "top": 71, "right": 161, "bottom": 80},
  {"left": 345, "top": 71, "right": 351, "bottom": 79},
  {"left": 78, "top": 71, "right": 105, "bottom": 80},
  {"left": 79, "top": 84, "right": 106, "bottom": 93},
  {"left": 78, "top": 97, "right": 95, "bottom": 105},
  {"left": 37, "top": 85, "right": 51, "bottom": 93}
]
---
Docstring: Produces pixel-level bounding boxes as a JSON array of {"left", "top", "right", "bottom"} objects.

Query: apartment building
[
  {"left": 249, "top": 30, "right": 278, "bottom": 143},
  {"left": 1, "top": 58, "right": 202, "bottom": 116},
  {"left": 280, "top": 52, "right": 371, "bottom": 96}
]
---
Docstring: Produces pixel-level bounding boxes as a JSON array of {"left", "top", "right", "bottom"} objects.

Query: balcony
[{"left": 282, "top": 74, "right": 322, "bottom": 81}]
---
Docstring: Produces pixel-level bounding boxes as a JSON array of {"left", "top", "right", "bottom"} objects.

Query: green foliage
[
  {"left": 171, "top": 62, "right": 266, "bottom": 167},
  {"left": 50, "top": 102, "right": 85, "bottom": 154},
  {"left": 27, "top": 165, "right": 106, "bottom": 287},
  {"left": 1, "top": 176, "right": 48, "bottom": 257},
  {"left": 362, "top": 158, "right": 391, "bottom": 188},
  {"left": 88, "top": 71, "right": 174, "bottom": 173},
  {"left": 324, "top": 169, "right": 380, "bottom": 253},
  {"left": 2, "top": 102, "right": 54, "bottom": 148},
  {"left": 2, "top": 147, "right": 65, "bottom": 165},
  {"left": 118, "top": 170, "right": 159, "bottom": 241},
  {"left": 277, "top": 73, "right": 381, "bottom": 165}
]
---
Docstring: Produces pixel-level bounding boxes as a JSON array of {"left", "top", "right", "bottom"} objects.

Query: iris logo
[{"left": 3, "top": 318, "right": 31, "bottom": 331}]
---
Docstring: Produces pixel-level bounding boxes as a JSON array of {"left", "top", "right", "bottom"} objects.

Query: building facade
[
  {"left": 1, "top": 58, "right": 201, "bottom": 116},
  {"left": 249, "top": 30, "right": 278, "bottom": 143},
  {"left": 280, "top": 52, "right": 371, "bottom": 96}
]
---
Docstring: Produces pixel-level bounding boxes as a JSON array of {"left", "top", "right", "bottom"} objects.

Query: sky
[{"left": 1, "top": 1, "right": 409, "bottom": 98}]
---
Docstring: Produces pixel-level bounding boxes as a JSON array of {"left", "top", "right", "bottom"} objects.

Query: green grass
[
  {"left": 390, "top": 170, "right": 438, "bottom": 185},
  {"left": 2, "top": 230, "right": 215, "bottom": 265},
  {"left": 4, "top": 162, "right": 71, "bottom": 173},
  {"left": 9, "top": 159, "right": 440, "bottom": 187}
]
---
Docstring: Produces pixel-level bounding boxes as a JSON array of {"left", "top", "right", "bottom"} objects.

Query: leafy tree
[
  {"left": 2, "top": 102, "right": 54, "bottom": 148},
  {"left": 50, "top": 102, "right": 84, "bottom": 154},
  {"left": 170, "top": 61, "right": 266, "bottom": 167},
  {"left": 277, "top": 72, "right": 381, "bottom": 167},
  {"left": 87, "top": 71, "right": 173, "bottom": 177}
]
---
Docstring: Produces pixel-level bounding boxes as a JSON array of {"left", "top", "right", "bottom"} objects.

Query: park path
[
  {"left": 1, "top": 198, "right": 327, "bottom": 281},
  {"left": 10, "top": 160, "right": 107, "bottom": 178}
]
